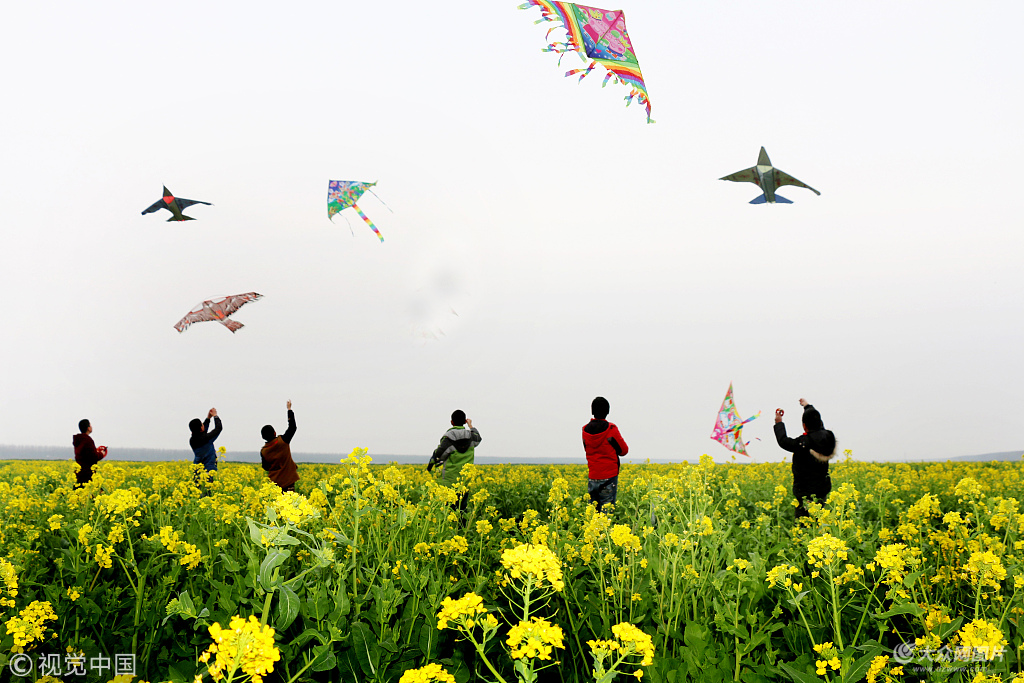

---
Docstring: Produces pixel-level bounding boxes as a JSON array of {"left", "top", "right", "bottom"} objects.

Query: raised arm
[
  {"left": 773, "top": 421, "right": 800, "bottom": 453},
  {"left": 282, "top": 409, "right": 297, "bottom": 445},
  {"left": 199, "top": 416, "right": 223, "bottom": 446}
]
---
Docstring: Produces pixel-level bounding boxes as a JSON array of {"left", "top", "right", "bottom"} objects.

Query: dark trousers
[
  {"left": 588, "top": 476, "right": 619, "bottom": 513},
  {"left": 794, "top": 486, "right": 829, "bottom": 520}
]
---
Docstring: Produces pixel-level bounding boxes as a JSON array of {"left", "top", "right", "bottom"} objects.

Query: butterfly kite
[
  {"left": 174, "top": 292, "right": 263, "bottom": 334},
  {"left": 519, "top": 1, "right": 652, "bottom": 122},
  {"left": 328, "top": 180, "right": 389, "bottom": 242},
  {"left": 710, "top": 384, "right": 760, "bottom": 457},
  {"left": 141, "top": 186, "right": 211, "bottom": 222}
]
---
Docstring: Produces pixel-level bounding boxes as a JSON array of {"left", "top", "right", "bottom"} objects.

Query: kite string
[{"left": 366, "top": 188, "right": 394, "bottom": 213}]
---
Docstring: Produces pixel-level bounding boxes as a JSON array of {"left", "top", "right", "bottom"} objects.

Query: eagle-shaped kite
[
  {"left": 174, "top": 293, "right": 263, "bottom": 334},
  {"left": 519, "top": 1, "right": 652, "bottom": 122},
  {"left": 710, "top": 384, "right": 760, "bottom": 457},
  {"left": 141, "top": 186, "right": 212, "bottom": 221}
]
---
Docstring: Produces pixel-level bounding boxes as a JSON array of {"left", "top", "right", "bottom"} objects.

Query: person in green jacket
[{"left": 427, "top": 410, "right": 482, "bottom": 512}]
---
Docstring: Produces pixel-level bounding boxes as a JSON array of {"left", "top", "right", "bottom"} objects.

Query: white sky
[{"left": 1, "top": 1, "right": 1021, "bottom": 463}]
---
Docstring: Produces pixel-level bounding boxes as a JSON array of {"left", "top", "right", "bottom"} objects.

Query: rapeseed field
[{"left": 1, "top": 450, "right": 1022, "bottom": 683}]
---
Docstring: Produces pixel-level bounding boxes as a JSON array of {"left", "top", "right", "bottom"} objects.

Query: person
[
  {"left": 260, "top": 400, "right": 299, "bottom": 492},
  {"left": 774, "top": 398, "right": 837, "bottom": 520},
  {"left": 72, "top": 419, "right": 106, "bottom": 487},
  {"left": 582, "top": 396, "right": 628, "bottom": 513},
  {"left": 427, "top": 410, "right": 482, "bottom": 512},
  {"left": 189, "top": 408, "right": 222, "bottom": 488}
]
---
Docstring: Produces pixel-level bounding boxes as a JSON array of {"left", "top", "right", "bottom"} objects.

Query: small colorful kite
[
  {"left": 710, "top": 384, "right": 760, "bottom": 457},
  {"left": 141, "top": 186, "right": 211, "bottom": 222},
  {"left": 519, "top": 1, "right": 652, "bottom": 122},
  {"left": 174, "top": 293, "right": 263, "bottom": 334},
  {"left": 328, "top": 180, "right": 389, "bottom": 242}
]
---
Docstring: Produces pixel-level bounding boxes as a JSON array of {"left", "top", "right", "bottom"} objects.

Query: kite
[
  {"left": 720, "top": 147, "right": 820, "bottom": 204},
  {"left": 327, "top": 180, "right": 390, "bottom": 242},
  {"left": 518, "top": 2, "right": 652, "bottom": 122},
  {"left": 174, "top": 293, "right": 263, "bottom": 334},
  {"left": 710, "top": 384, "right": 760, "bottom": 457},
  {"left": 141, "top": 186, "right": 212, "bottom": 221}
]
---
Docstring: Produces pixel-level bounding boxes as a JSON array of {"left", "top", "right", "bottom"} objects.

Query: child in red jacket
[{"left": 582, "top": 397, "right": 628, "bottom": 512}]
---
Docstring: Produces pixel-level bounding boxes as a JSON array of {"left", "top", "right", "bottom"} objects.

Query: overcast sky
[{"left": 1, "top": 1, "right": 1021, "bottom": 464}]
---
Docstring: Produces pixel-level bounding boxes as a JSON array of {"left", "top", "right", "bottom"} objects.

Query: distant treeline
[
  {"left": 1, "top": 444, "right": 1019, "bottom": 464},
  {"left": 0, "top": 445, "right": 582, "bottom": 466}
]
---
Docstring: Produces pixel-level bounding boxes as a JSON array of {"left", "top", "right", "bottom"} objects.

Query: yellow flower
[
  {"left": 501, "top": 543, "right": 564, "bottom": 592},
  {"left": 475, "top": 520, "right": 493, "bottom": 535},
  {"left": 67, "top": 587, "right": 81, "bottom": 601},
  {"left": 5, "top": 600, "right": 57, "bottom": 650},
  {"left": 399, "top": 663, "right": 457, "bottom": 683},
  {"left": 436, "top": 593, "right": 487, "bottom": 630},
  {"left": 866, "top": 655, "right": 888, "bottom": 683},
  {"left": 611, "top": 622, "right": 656, "bottom": 666},
  {"left": 506, "top": 617, "right": 565, "bottom": 660},
  {"left": 610, "top": 525, "right": 642, "bottom": 552},
  {"left": 956, "top": 618, "right": 1007, "bottom": 660},
  {"left": 47, "top": 514, "right": 64, "bottom": 531},
  {"left": 201, "top": 615, "right": 280, "bottom": 683}
]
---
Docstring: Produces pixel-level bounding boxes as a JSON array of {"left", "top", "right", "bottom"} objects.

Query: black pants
[{"left": 794, "top": 486, "right": 829, "bottom": 519}]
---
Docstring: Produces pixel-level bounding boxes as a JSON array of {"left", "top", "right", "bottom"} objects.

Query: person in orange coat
[{"left": 260, "top": 400, "right": 299, "bottom": 492}]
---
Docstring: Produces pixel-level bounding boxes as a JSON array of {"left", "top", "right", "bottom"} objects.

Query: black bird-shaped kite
[{"left": 141, "top": 186, "right": 212, "bottom": 221}]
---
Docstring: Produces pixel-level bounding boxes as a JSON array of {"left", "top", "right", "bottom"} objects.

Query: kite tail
[
  {"left": 352, "top": 204, "right": 384, "bottom": 243},
  {"left": 565, "top": 61, "right": 597, "bottom": 83},
  {"left": 220, "top": 319, "right": 244, "bottom": 333}
]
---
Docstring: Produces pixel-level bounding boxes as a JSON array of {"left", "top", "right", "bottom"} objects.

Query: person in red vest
[
  {"left": 73, "top": 419, "right": 107, "bottom": 487},
  {"left": 582, "top": 397, "right": 628, "bottom": 513},
  {"left": 260, "top": 400, "right": 298, "bottom": 492}
]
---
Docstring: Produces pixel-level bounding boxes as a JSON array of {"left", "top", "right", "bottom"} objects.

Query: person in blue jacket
[{"left": 189, "top": 408, "right": 222, "bottom": 489}]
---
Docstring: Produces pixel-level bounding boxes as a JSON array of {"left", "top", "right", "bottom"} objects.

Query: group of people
[
  {"left": 424, "top": 395, "right": 837, "bottom": 520},
  {"left": 73, "top": 401, "right": 300, "bottom": 491},
  {"left": 74, "top": 395, "right": 837, "bottom": 520}
]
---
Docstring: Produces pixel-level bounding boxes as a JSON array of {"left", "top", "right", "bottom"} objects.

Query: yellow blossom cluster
[
  {"left": 501, "top": 543, "right": 564, "bottom": 592},
  {"left": 398, "top": 663, "right": 457, "bottom": 683},
  {"left": 270, "top": 491, "right": 321, "bottom": 525},
  {"left": 199, "top": 615, "right": 281, "bottom": 683},
  {"left": 436, "top": 592, "right": 488, "bottom": 630},
  {"left": 610, "top": 525, "right": 642, "bottom": 552},
  {"left": 956, "top": 619, "right": 1007, "bottom": 660},
  {"left": 153, "top": 526, "right": 203, "bottom": 570},
  {"left": 506, "top": 617, "right": 565, "bottom": 660},
  {"left": 5, "top": 600, "right": 57, "bottom": 650}
]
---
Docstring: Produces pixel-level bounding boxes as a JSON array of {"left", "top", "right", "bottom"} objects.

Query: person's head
[
  {"left": 261, "top": 425, "right": 277, "bottom": 442},
  {"left": 802, "top": 406, "right": 824, "bottom": 432},
  {"left": 189, "top": 418, "right": 204, "bottom": 435},
  {"left": 591, "top": 396, "right": 609, "bottom": 420},
  {"left": 450, "top": 410, "right": 466, "bottom": 426},
  {"left": 78, "top": 419, "right": 91, "bottom": 434}
]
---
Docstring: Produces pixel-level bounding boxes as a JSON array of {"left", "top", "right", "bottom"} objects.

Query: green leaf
[
  {"left": 220, "top": 552, "right": 241, "bottom": 572},
  {"left": 276, "top": 583, "right": 300, "bottom": 631},
  {"left": 247, "top": 518, "right": 264, "bottom": 546},
  {"left": 258, "top": 549, "right": 290, "bottom": 592},
  {"left": 166, "top": 664, "right": 188, "bottom": 683},
  {"left": 778, "top": 662, "right": 825, "bottom": 683},
  {"left": 418, "top": 619, "right": 439, "bottom": 658},
  {"left": 310, "top": 643, "right": 337, "bottom": 672},
  {"left": 290, "top": 628, "right": 329, "bottom": 649},
  {"left": 874, "top": 603, "right": 924, "bottom": 619},
  {"left": 842, "top": 643, "right": 885, "bottom": 683},
  {"left": 351, "top": 622, "right": 380, "bottom": 677}
]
